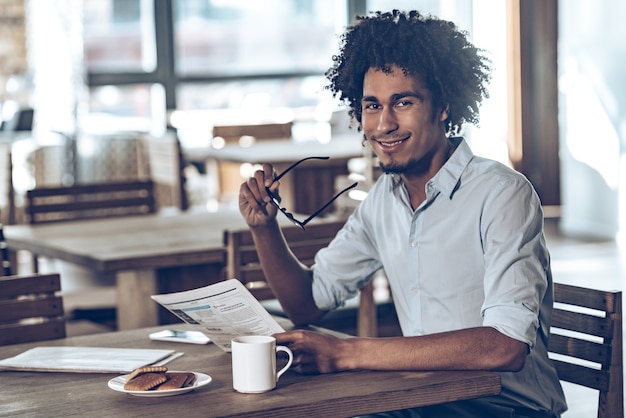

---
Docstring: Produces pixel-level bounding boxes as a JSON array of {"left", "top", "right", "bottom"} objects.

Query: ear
[{"left": 439, "top": 105, "right": 450, "bottom": 122}]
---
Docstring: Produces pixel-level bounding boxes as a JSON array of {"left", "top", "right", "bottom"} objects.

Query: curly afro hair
[{"left": 325, "top": 10, "right": 491, "bottom": 135}]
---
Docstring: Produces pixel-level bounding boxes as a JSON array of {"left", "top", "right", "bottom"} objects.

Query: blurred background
[{"left": 0, "top": 0, "right": 624, "bottom": 242}]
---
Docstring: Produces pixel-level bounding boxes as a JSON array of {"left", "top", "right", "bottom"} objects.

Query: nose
[{"left": 377, "top": 107, "right": 398, "bottom": 134}]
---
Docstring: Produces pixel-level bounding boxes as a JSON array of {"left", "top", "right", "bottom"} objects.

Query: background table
[
  {"left": 185, "top": 135, "right": 367, "bottom": 214},
  {"left": 4, "top": 210, "right": 335, "bottom": 330},
  {"left": 0, "top": 323, "right": 501, "bottom": 417},
  {"left": 4, "top": 210, "right": 252, "bottom": 330}
]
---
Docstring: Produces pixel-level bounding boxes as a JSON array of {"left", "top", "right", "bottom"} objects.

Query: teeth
[{"left": 380, "top": 140, "right": 403, "bottom": 147}]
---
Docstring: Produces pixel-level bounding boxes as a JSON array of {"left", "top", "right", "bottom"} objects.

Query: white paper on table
[
  {"left": 151, "top": 279, "right": 285, "bottom": 352},
  {"left": 0, "top": 346, "right": 179, "bottom": 373}
]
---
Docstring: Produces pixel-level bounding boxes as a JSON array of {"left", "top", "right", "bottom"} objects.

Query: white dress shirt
[{"left": 311, "top": 137, "right": 567, "bottom": 414}]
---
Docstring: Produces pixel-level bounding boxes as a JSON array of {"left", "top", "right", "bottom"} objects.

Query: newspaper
[
  {"left": 151, "top": 280, "right": 285, "bottom": 352},
  {"left": 0, "top": 347, "right": 180, "bottom": 373}
]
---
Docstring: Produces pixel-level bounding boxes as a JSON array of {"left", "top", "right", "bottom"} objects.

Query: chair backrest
[
  {"left": 223, "top": 220, "right": 345, "bottom": 301},
  {"left": 548, "top": 282, "right": 623, "bottom": 418},
  {"left": 142, "top": 132, "right": 189, "bottom": 211},
  {"left": 25, "top": 180, "right": 156, "bottom": 224},
  {"left": 0, "top": 273, "right": 66, "bottom": 345}
]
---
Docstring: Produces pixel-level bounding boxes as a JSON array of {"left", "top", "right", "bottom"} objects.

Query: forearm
[
  {"left": 338, "top": 327, "right": 527, "bottom": 372},
  {"left": 249, "top": 221, "right": 326, "bottom": 324}
]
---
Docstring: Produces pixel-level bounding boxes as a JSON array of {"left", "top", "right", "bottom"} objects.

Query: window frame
[{"left": 86, "top": 0, "right": 353, "bottom": 110}]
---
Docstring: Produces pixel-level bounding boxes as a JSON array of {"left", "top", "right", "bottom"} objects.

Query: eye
[
  {"left": 395, "top": 99, "right": 413, "bottom": 108},
  {"left": 362, "top": 102, "right": 380, "bottom": 112}
]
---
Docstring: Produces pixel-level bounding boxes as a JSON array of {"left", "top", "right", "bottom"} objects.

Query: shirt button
[
  {"left": 410, "top": 240, "right": 418, "bottom": 247},
  {"left": 412, "top": 287, "right": 419, "bottom": 294}
]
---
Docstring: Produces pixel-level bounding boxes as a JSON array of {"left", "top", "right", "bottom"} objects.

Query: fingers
[
  {"left": 250, "top": 164, "right": 280, "bottom": 200},
  {"left": 245, "top": 175, "right": 268, "bottom": 206},
  {"left": 274, "top": 330, "right": 332, "bottom": 374},
  {"left": 240, "top": 165, "right": 274, "bottom": 205},
  {"left": 274, "top": 329, "right": 307, "bottom": 345},
  {"left": 262, "top": 163, "right": 275, "bottom": 188},
  {"left": 238, "top": 164, "right": 280, "bottom": 226}
]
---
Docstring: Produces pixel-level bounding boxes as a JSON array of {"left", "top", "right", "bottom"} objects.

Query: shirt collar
[
  {"left": 386, "top": 137, "right": 474, "bottom": 200},
  {"left": 432, "top": 137, "right": 473, "bottom": 199}
]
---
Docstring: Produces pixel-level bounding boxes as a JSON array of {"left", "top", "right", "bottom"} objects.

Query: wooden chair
[
  {"left": 141, "top": 132, "right": 189, "bottom": 211},
  {"left": 223, "top": 219, "right": 378, "bottom": 337},
  {"left": 549, "top": 283, "right": 623, "bottom": 418},
  {"left": 24, "top": 181, "right": 156, "bottom": 270},
  {"left": 0, "top": 273, "right": 66, "bottom": 345},
  {"left": 25, "top": 180, "right": 156, "bottom": 224}
]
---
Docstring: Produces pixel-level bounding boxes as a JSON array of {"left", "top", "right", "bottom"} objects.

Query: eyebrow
[
  {"left": 361, "top": 95, "right": 378, "bottom": 103},
  {"left": 361, "top": 91, "right": 423, "bottom": 103},
  {"left": 392, "top": 91, "right": 424, "bottom": 101}
]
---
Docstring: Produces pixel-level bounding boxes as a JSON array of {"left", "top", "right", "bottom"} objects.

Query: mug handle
[{"left": 275, "top": 345, "right": 293, "bottom": 381}]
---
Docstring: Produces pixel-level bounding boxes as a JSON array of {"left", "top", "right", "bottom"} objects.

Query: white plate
[{"left": 108, "top": 372, "right": 212, "bottom": 397}]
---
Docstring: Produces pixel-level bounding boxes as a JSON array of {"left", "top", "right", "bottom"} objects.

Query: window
[
  {"left": 83, "top": 0, "right": 509, "bottom": 166},
  {"left": 85, "top": 0, "right": 344, "bottom": 122},
  {"left": 173, "top": 0, "right": 339, "bottom": 76},
  {"left": 83, "top": 0, "right": 156, "bottom": 73}
]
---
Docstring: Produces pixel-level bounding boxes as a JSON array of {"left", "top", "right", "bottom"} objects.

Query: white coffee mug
[{"left": 231, "top": 335, "right": 293, "bottom": 393}]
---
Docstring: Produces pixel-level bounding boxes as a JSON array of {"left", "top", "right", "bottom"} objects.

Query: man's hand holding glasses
[{"left": 243, "top": 156, "right": 358, "bottom": 230}]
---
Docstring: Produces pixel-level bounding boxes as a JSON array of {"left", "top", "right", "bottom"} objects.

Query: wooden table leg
[{"left": 116, "top": 269, "right": 159, "bottom": 330}]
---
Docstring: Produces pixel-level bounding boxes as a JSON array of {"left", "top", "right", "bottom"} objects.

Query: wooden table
[
  {"left": 3, "top": 210, "right": 261, "bottom": 330},
  {"left": 184, "top": 134, "right": 365, "bottom": 165},
  {"left": 0, "top": 323, "right": 501, "bottom": 417},
  {"left": 185, "top": 135, "right": 366, "bottom": 214}
]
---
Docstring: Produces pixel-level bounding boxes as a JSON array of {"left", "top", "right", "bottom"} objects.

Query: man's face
[{"left": 361, "top": 65, "right": 448, "bottom": 175}]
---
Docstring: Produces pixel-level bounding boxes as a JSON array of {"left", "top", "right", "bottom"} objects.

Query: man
[{"left": 239, "top": 10, "right": 566, "bottom": 418}]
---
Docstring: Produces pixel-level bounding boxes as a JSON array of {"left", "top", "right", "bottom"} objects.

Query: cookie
[
  {"left": 124, "top": 372, "right": 168, "bottom": 391},
  {"left": 156, "top": 372, "right": 196, "bottom": 390},
  {"left": 125, "top": 365, "right": 168, "bottom": 383}
]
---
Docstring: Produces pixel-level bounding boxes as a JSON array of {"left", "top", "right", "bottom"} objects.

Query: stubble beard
[{"left": 379, "top": 149, "right": 436, "bottom": 175}]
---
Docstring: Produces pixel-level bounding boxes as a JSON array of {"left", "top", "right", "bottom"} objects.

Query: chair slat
[
  {"left": 0, "top": 274, "right": 61, "bottom": 298},
  {"left": 554, "top": 282, "right": 617, "bottom": 313},
  {"left": 548, "top": 334, "right": 610, "bottom": 366},
  {"left": 551, "top": 309, "right": 613, "bottom": 339},
  {"left": 27, "top": 180, "right": 154, "bottom": 197},
  {"left": 0, "top": 273, "right": 66, "bottom": 346},
  {"left": 552, "top": 359, "right": 610, "bottom": 392},
  {"left": 1, "top": 297, "right": 64, "bottom": 322},
  {"left": 0, "top": 319, "right": 67, "bottom": 345}
]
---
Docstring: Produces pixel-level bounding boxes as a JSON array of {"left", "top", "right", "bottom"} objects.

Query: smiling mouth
[{"left": 375, "top": 136, "right": 409, "bottom": 148}]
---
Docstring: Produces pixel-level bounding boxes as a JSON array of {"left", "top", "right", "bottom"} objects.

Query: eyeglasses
[{"left": 266, "top": 156, "right": 358, "bottom": 230}]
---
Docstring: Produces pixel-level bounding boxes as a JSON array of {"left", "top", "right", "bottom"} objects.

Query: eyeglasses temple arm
[
  {"left": 300, "top": 182, "right": 359, "bottom": 226},
  {"left": 273, "top": 156, "right": 330, "bottom": 182}
]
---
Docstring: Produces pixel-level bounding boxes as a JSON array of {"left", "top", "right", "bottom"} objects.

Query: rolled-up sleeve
[{"left": 480, "top": 177, "right": 549, "bottom": 348}]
